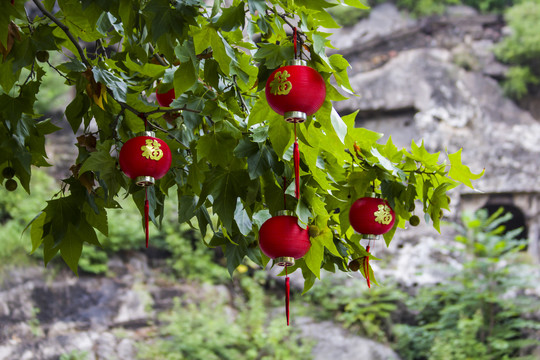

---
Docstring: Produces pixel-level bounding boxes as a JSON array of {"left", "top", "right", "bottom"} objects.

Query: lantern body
[
  {"left": 349, "top": 197, "right": 395, "bottom": 235},
  {"left": 119, "top": 132, "right": 172, "bottom": 186},
  {"left": 259, "top": 214, "right": 311, "bottom": 266},
  {"left": 156, "top": 87, "right": 175, "bottom": 107},
  {"left": 265, "top": 63, "right": 326, "bottom": 123}
]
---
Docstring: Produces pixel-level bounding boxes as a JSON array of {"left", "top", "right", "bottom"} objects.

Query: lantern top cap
[
  {"left": 286, "top": 59, "right": 307, "bottom": 66},
  {"left": 276, "top": 210, "right": 295, "bottom": 217},
  {"left": 136, "top": 130, "right": 156, "bottom": 137}
]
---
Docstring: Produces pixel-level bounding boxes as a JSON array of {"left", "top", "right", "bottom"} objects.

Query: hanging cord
[
  {"left": 364, "top": 242, "right": 371, "bottom": 288},
  {"left": 285, "top": 265, "right": 290, "bottom": 326},
  {"left": 282, "top": 176, "right": 287, "bottom": 209},
  {"left": 144, "top": 188, "right": 149, "bottom": 248},
  {"left": 293, "top": 123, "right": 300, "bottom": 199},
  {"left": 293, "top": 27, "right": 298, "bottom": 59}
]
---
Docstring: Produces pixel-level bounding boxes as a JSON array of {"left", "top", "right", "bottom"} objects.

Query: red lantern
[
  {"left": 259, "top": 211, "right": 311, "bottom": 326},
  {"left": 119, "top": 131, "right": 172, "bottom": 186},
  {"left": 265, "top": 60, "right": 326, "bottom": 123},
  {"left": 349, "top": 194, "right": 395, "bottom": 237},
  {"left": 119, "top": 131, "right": 172, "bottom": 248},
  {"left": 259, "top": 211, "right": 311, "bottom": 266},
  {"left": 155, "top": 87, "right": 175, "bottom": 107},
  {"left": 349, "top": 194, "right": 395, "bottom": 288}
]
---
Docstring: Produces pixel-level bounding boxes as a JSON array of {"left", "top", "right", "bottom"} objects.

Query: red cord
[
  {"left": 293, "top": 27, "right": 298, "bottom": 59},
  {"left": 144, "top": 188, "right": 149, "bottom": 248},
  {"left": 282, "top": 176, "right": 287, "bottom": 209},
  {"left": 365, "top": 245, "right": 371, "bottom": 288},
  {"left": 285, "top": 266, "right": 290, "bottom": 326}
]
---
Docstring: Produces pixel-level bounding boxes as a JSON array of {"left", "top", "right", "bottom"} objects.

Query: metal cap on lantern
[
  {"left": 259, "top": 210, "right": 310, "bottom": 326},
  {"left": 348, "top": 193, "right": 395, "bottom": 288},
  {"left": 119, "top": 130, "right": 172, "bottom": 248}
]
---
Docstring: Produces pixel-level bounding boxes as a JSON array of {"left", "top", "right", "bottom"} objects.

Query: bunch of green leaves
[
  {"left": 495, "top": 0, "right": 540, "bottom": 99},
  {"left": 394, "top": 208, "right": 540, "bottom": 360},
  {"left": 397, "top": 0, "right": 514, "bottom": 16},
  {"left": 1, "top": 0, "right": 481, "bottom": 290},
  {"left": 306, "top": 273, "right": 406, "bottom": 342},
  {"left": 137, "top": 276, "right": 313, "bottom": 360}
]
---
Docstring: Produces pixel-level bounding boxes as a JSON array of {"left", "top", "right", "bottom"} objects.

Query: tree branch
[{"left": 32, "top": 0, "right": 92, "bottom": 68}]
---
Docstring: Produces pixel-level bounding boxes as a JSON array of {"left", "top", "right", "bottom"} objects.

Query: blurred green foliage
[
  {"left": 306, "top": 274, "right": 406, "bottom": 342},
  {"left": 0, "top": 168, "right": 56, "bottom": 272},
  {"left": 495, "top": 0, "right": 540, "bottom": 99},
  {"left": 394, "top": 208, "right": 540, "bottom": 359},
  {"left": 137, "top": 276, "right": 314, "bottom": 360}
]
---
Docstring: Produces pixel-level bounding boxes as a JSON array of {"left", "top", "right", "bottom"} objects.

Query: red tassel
[
  {"left": 285, "top": 266, "right": 290, "bottom": 326},
  {"left": 365, "top": 245, "right": 371, "bottom": 288},
  {"left": 294, "top": 140, "right": 300, "bottom": 199},
  {"left": 144, "top": 188, "right": 149, "bottom": 248}
]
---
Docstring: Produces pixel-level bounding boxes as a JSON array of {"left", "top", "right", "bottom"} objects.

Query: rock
[
  {"left": 297, "top": 317, "right": 401, "bottom": 360},
  {"left": 329, "top": 3, "right": 417, "bottom": 52},
  {"left": 336, "top": 48, "right": 540, "bottom": 195}
]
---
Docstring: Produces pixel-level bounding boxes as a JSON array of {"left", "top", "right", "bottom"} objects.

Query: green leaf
[
  {"left": 173, "top": 61, "right": 197, "bottom": 96},
  {"left": 60, "top": 225, "right": 84, "bottom": 275},
  {"left": 344, "top": 0, "right": 369, "bottom": 9},
  {"left": 330, "top": 106, "right": 347, "bottom": 144},
  {"left": 30, "top": 212, "right": 47, "bottom": 254},
  {"left": 268, "top": 113, "right": 293, "bottom": 158},
  {"left": 448, "top": 149, "right": 484, "bottom": 189},
  {"left": 65, "top": 94, "right": 90, "bottom": 133},
  {"left": 210, "top": 30, "right": 232, "bottom": 75},
  {"left": 304, "top": 235, "right": 323, "bottom": 279},
  {"left": 92, "top": 67, "right": 127, "bottom": 102},
  {"left": 234, "top": 198, "right": 252, "bottom": 236},
  {"left": 197, "top": 132, "right": 237, "bottom": 168},
  {"left": 212, "top": 3, "right": 246, "bottom": 31},
  {"left": 247, "top": 0, "right": 267, "bottom": 14}
]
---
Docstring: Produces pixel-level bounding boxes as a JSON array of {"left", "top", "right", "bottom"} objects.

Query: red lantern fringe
[
  {"left": 365, "top": 245, "right": 371, "bottom": 288},
  {"left": 285, "top": 266, "right": 290, "bottom": 326}
]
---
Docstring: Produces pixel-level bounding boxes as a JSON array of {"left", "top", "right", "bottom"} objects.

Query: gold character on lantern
[
  {"left": 374, "top": 204, "right": 393, "bottom": 225},
  {"left": 269, "top": 71, "right": 293, "bottom": 95},
  {"left": 141, "top": 139, "right": 164, "bottom": 161}
]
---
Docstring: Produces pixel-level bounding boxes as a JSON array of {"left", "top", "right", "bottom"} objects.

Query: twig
[
  {"left": 146, "top": 119, "right": 189, "bottom": 149},
  {"left": 47, "top": 60, "right": 74, "bottom": 84},
  {"left": 144, "top": 106, "right": 202, "bottom": 115},
  {"left": 148, "top": 44, "right": 168, "bottom": 67},
  {"left": 267, "top": 8, "right": 306, "bottom": 38},
  {"left": 22, "top": 61, "right": 35, "bottom": 86},
  {"left": 32, "top": 0, "right": 92, "bottom": 68},
  {"left": 232, "top": 75, "right": 250, "bottom": 115}
]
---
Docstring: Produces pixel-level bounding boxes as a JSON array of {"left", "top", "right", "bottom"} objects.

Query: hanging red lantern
[
  {"left": 119, "top": 131, "right": 172, "bottom": 248},
  {"left": 348, "top": 194, "right": 395, "bottom": 288},
  {"left": 259, "top": 210, "right": 311, "bottom": 326},
  {"left": 155, "top": 87, "right": 176, "bottom": 107},
  {"left": 265, "top": 60, "right": 326, "bottom": 123},
  {"left": 119, "top": 131, "right": 172, "bottom": 187},
  {"left": 349, "top": 194, "right": 395, "bottom": 236},
  {"left": 259, "top": 211, "right": 311, "bottom": 266}
]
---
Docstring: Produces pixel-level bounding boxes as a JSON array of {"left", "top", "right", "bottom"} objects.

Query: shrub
[
  {"left": 495, "top": 0, "right": 540, "bottom": 98},
  {"left": 137, "top": 277, "right": 313, "bottom": 360},
  {"left": 394, "top": 208, "right": 540, "bottom": 359}
]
